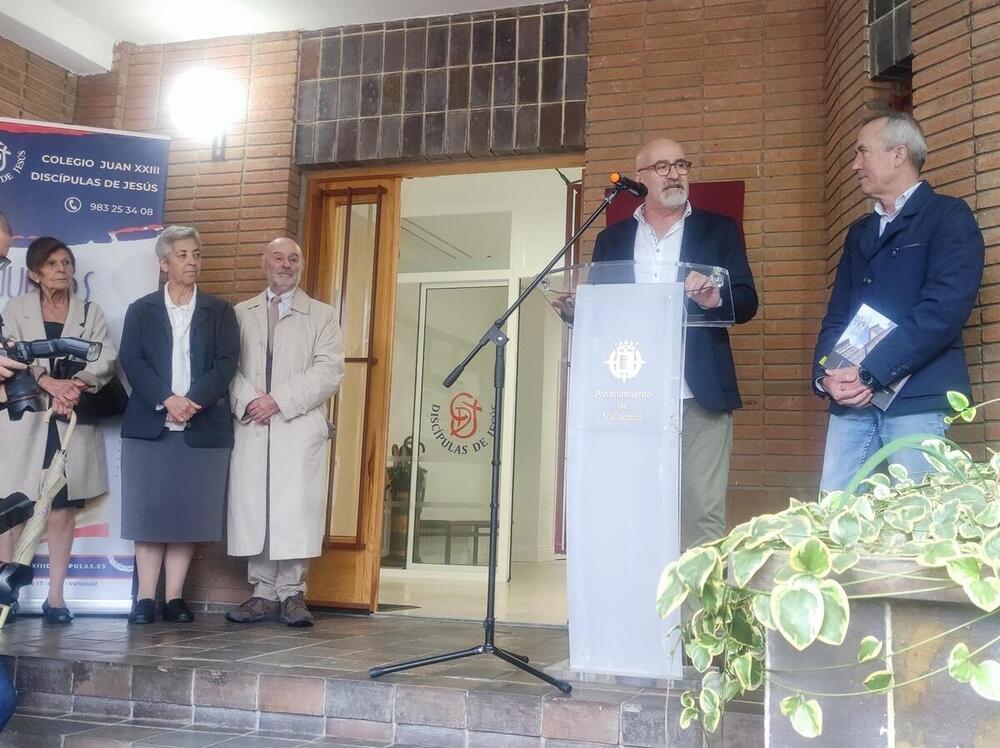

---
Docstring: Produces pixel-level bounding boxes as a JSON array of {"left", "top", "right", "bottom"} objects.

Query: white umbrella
[{"left": 0, "top": 410, "right": 77, "bottom": 627}]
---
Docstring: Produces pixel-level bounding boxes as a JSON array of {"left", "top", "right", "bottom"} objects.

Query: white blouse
[{"left": 163, "top": 283, "right": 196, "bottom": 431}]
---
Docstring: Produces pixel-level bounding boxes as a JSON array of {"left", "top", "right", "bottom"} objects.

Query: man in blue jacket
[
  {"left": 814, "top": 112, "right": 984, "bottom": 491},
  {"left": 591, "top": 138, "right": 758, "bottom": 550}
]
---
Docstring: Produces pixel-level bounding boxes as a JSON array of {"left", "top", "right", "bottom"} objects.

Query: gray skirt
[{"left": 121, "top": 432, "right": 229, "bottom": 543}]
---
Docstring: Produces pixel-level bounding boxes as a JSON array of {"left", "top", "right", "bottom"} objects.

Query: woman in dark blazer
[{"left": 119, "top": 225, "right": 239, "bottom": 624}]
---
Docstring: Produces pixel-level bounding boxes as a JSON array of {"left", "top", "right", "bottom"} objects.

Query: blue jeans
[{"left": 819, "top": 408, "right": 948, "bottom": 493}]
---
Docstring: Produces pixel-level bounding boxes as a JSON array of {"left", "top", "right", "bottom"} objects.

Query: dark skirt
[
  {"left": 121, "top": 432, "right": 229, "bottom": 543},
  {"left": 43, "top": 417, "right": 84, "bottom": 510}
]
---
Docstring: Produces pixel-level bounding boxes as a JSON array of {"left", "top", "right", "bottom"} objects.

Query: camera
[{"left": 0, "top": 334, "right": 102, "bottom": 421}]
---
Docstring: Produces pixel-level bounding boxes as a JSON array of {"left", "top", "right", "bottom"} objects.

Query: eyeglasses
[{"left": 637, "top": 159, "right": 693, "bottom": 177}]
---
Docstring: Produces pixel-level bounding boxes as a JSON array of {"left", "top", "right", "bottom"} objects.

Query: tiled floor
[
  {"left": 0, "top": 612, "right": 762, "bottom": 746},
  {"left": 378, "top": 560, "right": 568, "bottom": 624}
]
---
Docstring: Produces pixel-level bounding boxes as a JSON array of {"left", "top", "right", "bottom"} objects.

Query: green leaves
[
  {"left": 731, "top": 653, "right": 762, "bottom": 691},
  {"left": 971, "top": 660, "right": 1000, "bottom": 701},
  {"left": 789, "top": 538, "right": 832, "bottom": 577},
  {"left": 730, "top": 547, "right": 773, "bottom": 589},
  {"left": 817, "top": 580, "right": 850, "bottom": 646},
  {"left": 829, "top": 510, "right": 861, "bottom": 548},
  {"left": 657, "top": 389, "right": 1000, "bottom": 741},
  {"left": 916, "top": 539, "right": 963, "bottom": 567},
  {"left": 780, "top": 694, "right": 823, "bottom": 739},
  {"left": 676, "top": 547, "right": 719, "bottom": 595},
  {"left": 946, "top": 390, "right": 978, "bottom": 423},
  {"left": 863, "top": 669, "right": 895, "bottom": 692},
  {"left": 949, "top": 643, "right": 973, "bottom": 683},
  {"left": 963, "top": 578, "right": 1000, "bottom": 612},
  {"left": 655, "top": 566, "right": 688, "bottom": 619},
  {"left": 948, "top": 391, "right": 970, "bottom": 411},
  {"left": 771, "top": 575, "right": 825, "bottom": 651},
  {"left": 946, "top": 556, "right": 982, "bottom": 586},
  {"left": 983, "top": 529, "right": 1000, "bottom": 569},
  {"left": 858, "top": 635, "right": 883, "bottom": 663},
  {"left": 948, "top": 643, "right": 1000, "bottom": 701}
]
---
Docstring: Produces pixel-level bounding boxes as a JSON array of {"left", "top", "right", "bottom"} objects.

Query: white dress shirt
[
  {"left": 632, "top": 202, "right": 694, "bottom": 399},
  {"left": 875, "top": 181, "right": 922, "bottom": 236},
  {"left": 164, "top": 283, "right": 197, "bottom": 432},
  {"left": 266, "top": 286, "right": 296, "bottom": 320}
]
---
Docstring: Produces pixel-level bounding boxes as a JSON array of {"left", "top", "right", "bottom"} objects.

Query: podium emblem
[{"left": 606, "top": 340, "right": 645, "bottom": 383}]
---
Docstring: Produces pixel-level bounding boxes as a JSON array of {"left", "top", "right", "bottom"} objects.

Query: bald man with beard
[
  {"left": 591, "top": 138, "right": 758, "bottom": 551},
  {"left": 226, "top": 238, "right": 344, "bottom": 627}
]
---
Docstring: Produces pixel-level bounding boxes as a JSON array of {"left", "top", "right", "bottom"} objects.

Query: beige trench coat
[
  {"left": 227, "top": 288, "right": 344, "bottom": 560},
  {"left": 0, "top": 290, "right": 118, "bottom": 500}
]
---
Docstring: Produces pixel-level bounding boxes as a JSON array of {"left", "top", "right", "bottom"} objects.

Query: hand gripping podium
[{"left": 540, "top": 260, "right": 735, "bottom": 681}]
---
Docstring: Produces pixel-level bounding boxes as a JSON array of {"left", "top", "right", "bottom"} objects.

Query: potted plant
[{"left": 657, "top": 392, "right": 1000, "bottom": 744}]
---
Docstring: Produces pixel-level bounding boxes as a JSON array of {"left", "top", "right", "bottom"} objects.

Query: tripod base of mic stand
[{"left": 370, "top": 643, "right": 573, "bottom": 695}]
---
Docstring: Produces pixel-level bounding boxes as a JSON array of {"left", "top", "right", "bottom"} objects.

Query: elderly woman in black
[
  {"left": 0, "top": 236, "right": 119, "bottom": 624},
  {"left": 119, "top": 225, "right": 239, "bottom": 624}
]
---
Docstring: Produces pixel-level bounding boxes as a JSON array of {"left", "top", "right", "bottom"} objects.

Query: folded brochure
[{"left": 819, "top": 303, "right": 910, "bottom": 411}]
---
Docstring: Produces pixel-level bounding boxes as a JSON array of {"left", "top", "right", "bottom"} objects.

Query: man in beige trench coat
[{"left": 226, "top": 238, "right": 344, "bottom": 627}]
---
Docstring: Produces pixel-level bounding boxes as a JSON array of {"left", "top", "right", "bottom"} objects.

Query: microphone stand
[{"left": 369, "top": 182, "right": 640, "bottom": 694}]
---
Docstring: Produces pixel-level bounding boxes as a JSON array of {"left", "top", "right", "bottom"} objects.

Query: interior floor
[{"left": 377, "top": 559, "right": 567, "bottom": 625}]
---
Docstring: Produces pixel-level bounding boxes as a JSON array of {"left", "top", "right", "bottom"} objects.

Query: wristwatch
[{"left": 858, "top": 368, "right": 878, "bottom": 389}]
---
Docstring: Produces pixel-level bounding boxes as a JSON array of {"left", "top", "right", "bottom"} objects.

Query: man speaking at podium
[{"left": 592, "top": 138, "right": 758, "bottom": 551}]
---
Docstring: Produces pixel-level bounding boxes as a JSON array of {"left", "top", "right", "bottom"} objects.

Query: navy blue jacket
[
  {"left": 592, "top": 208, "right": 758, "bottom": 412},
  {"left": 119, "top": 289, "right": 240, "bottom": 448},
  {"left": 813, "top": 182, "right": 985, "bottom": 416}
]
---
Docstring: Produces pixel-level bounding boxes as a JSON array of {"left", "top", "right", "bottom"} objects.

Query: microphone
[{"left": 609, "top": 172, "right": 648, "bottom": 198}]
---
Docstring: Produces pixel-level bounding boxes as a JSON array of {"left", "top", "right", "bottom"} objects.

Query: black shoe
[
  {"left": 163, "top": 598, "right": 194, "bottom": 623},
  {"left": 41, "top": 599, "right": 73, "bottom": 625},
  {"left": 128, "top": 598, "right": 155, "bottom": 624}
]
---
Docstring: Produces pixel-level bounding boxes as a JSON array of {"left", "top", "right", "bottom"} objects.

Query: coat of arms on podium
[{"left": 606, "top": 340, "right": 645, "bottom": 383}]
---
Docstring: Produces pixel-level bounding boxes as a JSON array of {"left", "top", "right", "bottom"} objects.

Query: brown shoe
[
  {"left": 280, "top": 592, "right": 314, "bottom": 628},
  {"left": 226, "top": 596, "right": 280, "bottom": 623}
]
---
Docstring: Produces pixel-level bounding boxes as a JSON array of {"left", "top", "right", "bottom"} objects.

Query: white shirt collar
[
  {"left": 874, "top": 181, "right": 922, "bottom": 220},
  {"left": 266, "top": 286, "right": 296, "bottom": 304},
  {"left": 634, "top": 201, "right": 693, "bottom": 236},
  {"left": 164, "top": 283, "right": 197, "bottom": 313}
]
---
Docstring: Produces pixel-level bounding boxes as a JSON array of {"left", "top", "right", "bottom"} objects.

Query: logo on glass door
[
  {"left": 449, "top": 392, "right": 482, "bottom": 438},
  {"left": 606, "top": 340, "right": 645, "bottom": 383}
]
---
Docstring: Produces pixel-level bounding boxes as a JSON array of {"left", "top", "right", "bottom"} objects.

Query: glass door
[{"left": 404, "top": 283, "right": 508, "bottom": 569}]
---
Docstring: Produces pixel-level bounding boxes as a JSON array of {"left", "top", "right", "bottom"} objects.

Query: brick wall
[
  {"left": 911, "top": 0, "right": 1000, "bottom": 452},
  {"left": 74, "top": 34, "right": 301, "bottom": 304},
  {"left": 72, "top": 33, "right": 303, "bottom": 605},
  {"left": 0, "top": 36, "right": 76, "bottom": 123},
  {"left": 584, "top": 0, "right": 832, "bottom": 523}
]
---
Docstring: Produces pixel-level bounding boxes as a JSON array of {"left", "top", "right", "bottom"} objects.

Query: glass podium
[{"left": 539, "top": 260, "right": 734, "bottom": 681}]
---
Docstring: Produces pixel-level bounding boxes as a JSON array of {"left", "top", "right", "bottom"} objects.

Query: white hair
[
  {"left": 155, "top": 225, "right": 201, "bottom": 261},
  {"left": 866, "top": 111, "right": 928, "bottom": 173}
]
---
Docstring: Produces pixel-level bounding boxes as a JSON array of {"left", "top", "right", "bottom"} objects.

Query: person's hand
[
  {"left": 0, "top": 354, "right": 25, "bottom": 381},
  {"left": 246, "top": 394, "right": 280, "bottom": 425},
  {"left": 822, "top": 366, "right": 873, "bottom": 408},
  {"left": 39, "top": 374, "right": 83, "bottom": 408},
  {"left": 685, "top": 271, "right": 721, "bottom": 310},
  {"left": 550, "top": 293, "right": 575, "bottom": 322},
  {"left": 163, "top": 394, "right": 202, "bottom": 424}
]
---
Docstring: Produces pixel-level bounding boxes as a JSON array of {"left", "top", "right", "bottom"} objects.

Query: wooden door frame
[{"left": 299, "top": 153, "right": 582, "bottom": 612}]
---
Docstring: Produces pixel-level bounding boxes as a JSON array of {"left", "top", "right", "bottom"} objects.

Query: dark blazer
[
  {"left": 119, "top": 288, "right": 240, "bottom": 447},
  {"left": 592, "top": 208, "right": 759, "bottom": 412},
  {"left": 813, "top": 181, "right": 985, "bottom": 416}
]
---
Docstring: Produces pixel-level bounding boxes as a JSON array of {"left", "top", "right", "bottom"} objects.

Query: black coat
[
  {"left": 592, "top": 208, "right": 758, "bottom": 412},
  {"left": 119, "top": 289, "right": 240, "bottom": 448}
]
